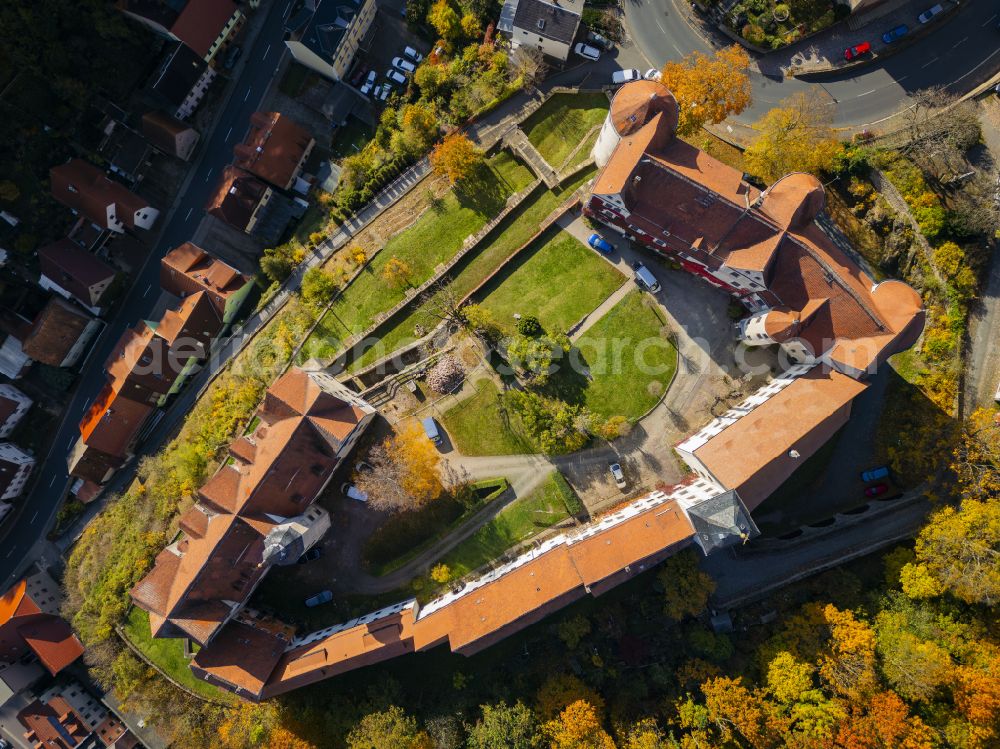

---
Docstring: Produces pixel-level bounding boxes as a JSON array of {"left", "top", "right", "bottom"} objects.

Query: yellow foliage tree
[
  {"left": 660, "top": 46, "right": 752, "bottom": 136},
  {"left": 535, "top": 674, "right": 605, "bottom": 720},
  {"left": 542, "top": 700, "right": 616, "bottom": 749},
  {"left": 390, "top": 421, "right": 443, "bottom": 502},
  {"left": 817, "top": 604, "right": 878, "bottom": 701},
  {"left": 430, "top": 563, "right": 451, "bottom": 583},
  {"left": 743, "top": 91, "right": 841, "bottom": 183},
  {"left": 428, "top": 0, "right": 461, "bottom": 41},
  {"left": 382, "top": 257, "right": 413, "bottom": 288},
  {"left": 430, "top": 133, "right": 483, "bottom": 183}
]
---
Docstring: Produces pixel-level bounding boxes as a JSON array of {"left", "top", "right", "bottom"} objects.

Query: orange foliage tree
[
  {"left": 430, "top": 132, "right": 483, "bottom": 183},
  {"left": 542, "top": 700, "right": 615, "bottom": 749},
  {"left": 659, "top": 46, "right": 752, "bottom": 136}
]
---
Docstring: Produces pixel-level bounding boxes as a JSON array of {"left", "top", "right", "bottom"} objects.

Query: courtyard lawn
[
  {"left": 123, "top": 608, "right": 235, "bottom": 704},
  {"left": 347, "top": 166, "right": 596, "bottom": 372},
  {"left": 435, "top": 472, "right": 579, "bottom": 578},
  {"left": 299, "top": 152, "right": 534, "bottom": 362},
  {"left": 330, "top": 116, "right": 375, "bottom": 161},
  {"left": 521, "top": 93, "right": 609, "bottom": 169},
  {"left": 440, "top": 378, "right": 537, "bottom": 456},
  {"left": 476, "top": 228, "right": 624, "bottom": 334},
  {"left": 573, "top": 290, "right": 677, "bottom": 421}
]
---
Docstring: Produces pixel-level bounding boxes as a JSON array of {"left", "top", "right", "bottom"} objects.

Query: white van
[{"left": 633, "top": 263, "right": 661, "bottom": 293}]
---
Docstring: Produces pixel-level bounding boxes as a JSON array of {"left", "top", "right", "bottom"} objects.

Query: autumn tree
[
  {"left": 346, "top": 706, "right": 431, "bottom": 749},
  {"left": 300, "top": 267, "right": 338, "bottom": 307},
  {"left": 542, "top": 700, "right": 616, "bottom": 749},
  {"left": 535, "top": 674, "right": 605, "bottom": 720},
  {"left": 353, "top": 422, "right": 443, "bottom": 511},
  {"left": 951, "top": 407, "right": 1000, "bottom": 502},
  {"left": 833, "top": 691, "right": 936, "bottom": 749},
  {"left": 817, "top": 604, "right": 878, "bottom": 700},
  {"left": 462, "top": 303, "right": 503, "bottom": 343},
  {"left": 900, "top": 497, "right": 1000, "bottom": 605},
  {"left": 743, "top": 90, "right": 841, "bottom": 182},
  {"left": 700, "top": 677, "right": 772, "bottom": 748},
  {"left": 430, "top": 563, "right": 451, "bottom": 583},
  {"left": 874, "top": 604, "right": 953, "bottom": 702},
  {"left": 428, "top": 0, "right": 462, "bottom": 41},
  {"left": 619, "top": 718, "right": 669, "bottom": 749},
  {"left": 467, "top": 701, "right": 541, "bottom": 749},
  {"left": 510, "top": 46, "right": 547, "bottom": 86},
  {"left": 382, "top": 257, "right": 413, "bottom": 288},
  {"left": 431, "top": 133, "right": 484, "bottom": 183},
  {"left": 657, "top": 548, "right": 716, "bottom": 621},
  {"left": 660, "top": 46, "right": 752, "bottom": 136}
]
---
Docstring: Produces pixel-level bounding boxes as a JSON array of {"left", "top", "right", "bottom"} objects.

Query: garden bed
[{"left": 725, "top": 0, "right": 845, "bottom": 50}]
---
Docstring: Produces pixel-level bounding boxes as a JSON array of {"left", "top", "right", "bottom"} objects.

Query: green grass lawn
[
  {"left": 299, "top": 152, "right": 534, "bottom": 362},
  {"left": 122, "top": 608, "right": 235, "bottom": 703},
  {"left": 347, "top": 166, "right": 596, "bottom": 372},
  {"left": 330, "top": 116, "right": 375, "bottom": 161},
  {"left": 573, "top": 290, "right": 677, "bottom": 420},
  {"left": 477, "top": 228, "right": 624, "bottom": 334},
  {"left": 434, "top": 472, "right": 578, "bottom": 578},
  {"left": 440, "top": 378, "right": 537, "bottom": 456},
  {"left": 566, "top": 128, "right": 601, "bottom": 170},
  {"left": 521, "top": 93, "right": 609, "bottom": 168}
]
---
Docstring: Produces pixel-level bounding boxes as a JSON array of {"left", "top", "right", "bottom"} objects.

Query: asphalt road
[
  {"left": 0, "top": 0, "right": 293, "bottom": 589},
  {"left": 624, "top": 0, "right": 1000, "bottom": 128}
]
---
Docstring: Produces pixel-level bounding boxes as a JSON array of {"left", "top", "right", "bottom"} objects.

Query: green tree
[
  {"left": 467, "top": 701, "right": 541, "bottom": 749},
  {"left": 657, "top": 548, "right": 716, "bottom": 621},
  {"left": 346, "top": 706, "right": 430, "bottom": 749},
  {"left": 875, "top": 607, "right": 953, "bottom": 702},
  {"left": 300, "top": 267, "right": 338, "bottom": 306},
  {"left": 556, "top": 614, "right": 592, "bottom": 649},
  {"left": 462, "top": 303, "right": 502, "bottom": 343}
]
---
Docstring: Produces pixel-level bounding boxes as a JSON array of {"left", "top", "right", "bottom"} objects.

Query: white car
[
  {"left": 391, "top": 56, "right": 416, "bottom": 74},
  {"left": 611, "top": 68, "right": 640, "bottom": 85},
  {"left": 341, "top": 483, "right": 369, "bottom": 502},
  {"left": 359, "top": 70, "right": 376, "bottom": 95},
  {"left": 403, "top": 46, "right": 423, "bottom": 63},
  {"left": 917, "top": 3, "right": 943, "bottom": 22},
  {"left": 373, "top": 83, "right": 391, "bottom": 101},
  {"left": 609, "top": 463, "right": 626, "bottom": 490},
  {"left": 643, "top": 68, "right": 662, "bottom": 81},
  {"left": 386, "top": 68, "right": 407, "bottom": 85},
  {"left": 573, "top": 43, "right": 601, "bottom": 61}
]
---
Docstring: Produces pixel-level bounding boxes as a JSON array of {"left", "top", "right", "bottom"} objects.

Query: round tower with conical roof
[{"left": 592, "top": 80, "right": 679, "bottom": 168}]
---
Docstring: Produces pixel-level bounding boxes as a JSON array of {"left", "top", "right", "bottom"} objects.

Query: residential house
[
  {"left": 141, "top": 110, "right": 200, "bottom": 161},
  {"left": 205, "top": 166, "right": 294, "bottom": 244},
  {"left": 131, "top": 368, "right": 375, "bottom": 662},
  {"left": 68, "top": 382, "right": 153, "bottom": 484},
  {"left": 119, "top": 0, "right": 244, "bottom": 65},
  {"left": 50, "top": 159, "right": 159, "bottom": 234},
  {"left": 17, "top": 679, "right": 137, "bottom": 749},
  {"left": 20, "top": 297, "right": 103, "bottom": 369},
  {"left": 148, "top": 41, "right": 218, "bottom": 120},
  {"left": 99, "top": 122, "right": 152, "bottom": 185},
  {"left": 0, "top": 570, "right": 84, "bottom": 677},
  {"left": 0, "top": 336, "right": 31, "bottom": 380},
  {"left": 0, "top": 385, "right": 32, "bottom": 439},
  {"left": 233, "top": 112, "right": 316, "bottom": 191},
  {"left": 284, "top": 0, "right": 378, "bottom": 81},
  {"left": 498, "top": 0, "right": 584, "bottom": 61},
  {"left": 161, "top": 242, "right": 254, "bottom": 324},
  {"left": 38, "top": 239, "right": 118, "bottom": 315}
]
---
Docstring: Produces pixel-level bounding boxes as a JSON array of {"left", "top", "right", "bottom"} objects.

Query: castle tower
[{"left": 592, "top": 79, "right": 679, "bottom": 168}]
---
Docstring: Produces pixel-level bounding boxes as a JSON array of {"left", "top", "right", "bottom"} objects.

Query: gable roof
[
  {"left": 78, "top": 382, "right": 153, "bottom": 458},
  {"left": 38, "top": 239, "right": 117, "bottom": 307},
  {"left": 50, "top": 158, "right": 150, "bottom": 231},
  {"left": 171, "top": 0, "right": 239, "bottom": 58},
  {"left": 0, "top": 579, "right": 84, "bottom": 676},
  {"left": 512, "top": 0, "right": 582, "bottom": 43},
  {"left": 22, "top": 298, "right": 94, "bottom": 367},
  {"left": 233, "top": 112, "right": 313, "bottom": 190},
  {"left": 150, "top": 42, "right": 207, "bottom": 106},
  {"left": 205, "top": 166, "right": 268, "bottom": 229},
  {"left": 161, "top": 242, "right": 251, "bottom": 314}
]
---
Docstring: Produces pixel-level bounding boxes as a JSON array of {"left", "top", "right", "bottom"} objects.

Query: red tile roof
[
  {"left": 38, "top": 239, "right": 116, "bottom": 307},
  {"left": 0, "top": 579, "right": 83, "bottom": 676},
  {"left": 50, "top": 159, "right": 151, "bottom": 231},
  {"left": 171, "top": 0, "right": 239, "bottom": 58},
  {"left": 78, "top": 382, "right": 153, "bottom": 458},
  {"left": 161, "top": 242, "right": 251, "bottom": 317},
  {"left": 205, "top": 166, "right": 268, "bottom": 230},
  {"left": 233, "top": 112, "right": 314, "bottom": 190}
]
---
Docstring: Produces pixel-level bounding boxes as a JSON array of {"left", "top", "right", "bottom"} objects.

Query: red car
[
  {"left": 864, "top": 483, "right": 889, "bottom": 497},
  {"left": 844, "top": 41, "right": 872, "bottom": 60}
]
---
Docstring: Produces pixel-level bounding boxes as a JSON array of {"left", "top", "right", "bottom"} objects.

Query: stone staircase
[{"left": 503, "top": 127, "right": 560, "bottom": 188}]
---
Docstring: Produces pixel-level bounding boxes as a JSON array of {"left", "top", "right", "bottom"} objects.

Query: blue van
[
  {"left": 422, "top": 417, "right": 442, "bottom": 445},
  {"left": 860, "top": 465, "right": 889, "bottom": 482}
]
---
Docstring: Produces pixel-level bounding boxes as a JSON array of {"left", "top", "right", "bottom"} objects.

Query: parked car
[
  {"left": 349, "top": 65, "right": 368, "bottom": 86},
  {"left": 386, "top": 68, "right": 407, "bottom": 85},
  {"left": 360, "top": 70, "right": 377, "bottom": 95},
  {"left": 573, "top": 43, "right": 601, "bottom": 61},
  {"left": 864, "top": 483, "right": 889, "bottom": 497},
  {"left": 588, "top": 233, "right": 614, "bottom": 254},
  {"left": 304, "top": 590, "right": 333, "bottom": 607},
  {"left": 611, "top": 68, "right": 640, "bottom": 85},
  {"left": 860, "top": 465, "right": 890, "bottom": 482},
  {"left": 403, "top": 45, "right": 423, "bottom": 63},
  {"left": 341, "top": 483, "right": 368, "bottom": 502},
  {"left": 296, "top": 546, "right": 323, "bottom": 564},
  {"left": 881, "top": 24, "right": 908, "bottom": 43},
  {"left": 374, "top": 84, "right": 392, "bottom": 101},
  {"left": 223, "top": 45, "right": 242, "bottom": 70},
  {"left": 632, "top": 262, "right": 660, "bottom": 293},
  {"left": 422, "top": 416, "right": 442, "bottom": 445},
  {"left": 844, "top": 41, "right": 871, "bottom": 61},
  {"left": 391, "top": 56, "right": 416, "bottom": 73},
  {"left": 917, "top": 4, "right": 943, "bottom": 23},
  {"left": 609, "top": 462, "right": 626, "bottom": 489},
  {"left": 587, "top": 30, "right": 612, "bottom": 49},
  {"left": 643, "top": 68, "right": 662, "bottom": 81}
]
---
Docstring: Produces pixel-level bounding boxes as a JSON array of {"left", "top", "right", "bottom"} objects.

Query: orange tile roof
[
  {"left": 234, "top": 112, "right": 314, "bottom": 190},
  {"left": 78, "top": 382, "right": 153, "bottom": 458},
  {"left": 609, "top": 80, "right": 678, "bottom": 138},
  {"left": 16, "top": 617, "right": 84, "bottom": 675},
  {"left": 171, "top": 0, "right": 239, "bottom": 58},
  {"left": 692, "top": 368, "right": 868, "bottom": 510},
  {"left": 161, "top": 242, "right": 250, "bottom": 316},
  {"left": 192, "top": 619, "right": 289, "bottom": 696},
  {"left": 154, "top": 290, "right": 221, "bottom": 350}
]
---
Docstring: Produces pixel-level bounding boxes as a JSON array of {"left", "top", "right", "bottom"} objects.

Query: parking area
[{"left": 344, "top": 7, "right": 430, "bottom": 107}]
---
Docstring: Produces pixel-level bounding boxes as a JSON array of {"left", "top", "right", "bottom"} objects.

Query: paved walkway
[{"left": 568, "top": 280, "right": 632, "bottom": 341}]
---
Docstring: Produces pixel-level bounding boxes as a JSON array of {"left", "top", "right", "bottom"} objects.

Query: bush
[{"left": 515, "top": 315, "right": 543, "bottom": 337}]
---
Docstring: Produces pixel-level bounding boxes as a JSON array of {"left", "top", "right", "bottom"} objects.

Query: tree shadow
[
  {"left": 540, "top": 346, "right": 591, "bottom": 406},
  {"left": 455, "top": 161, "right": 510, "bottom": 216}
]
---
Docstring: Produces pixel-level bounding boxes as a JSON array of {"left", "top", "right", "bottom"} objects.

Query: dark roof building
[
  {"left": 205, "top": 166, "right": 295, "bottom": 244},
  {"left": 148, "top": 41, "right": 217, "bottom": 120},
  {"left": 142, "top": 110, "right": 200, "bottom": 161},
  {"left": 38, "top": 239, "right": 118, "bottom": 314},
  {"left": 499, "top": 0, "right": 584, "bottom": 61},
  {"left": 120, "top": 0, "right": 243, "bottom": 63},
  {"left": 50, "top": 159, "right": 159, "bottom": 233},
  {"left": 0, "top": 385, "right": 32, "bottom": 439}
]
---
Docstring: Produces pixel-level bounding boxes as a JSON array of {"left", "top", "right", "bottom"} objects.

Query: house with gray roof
[{"left": 499, "top": 0, "right": 584, "bottom": 61}]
